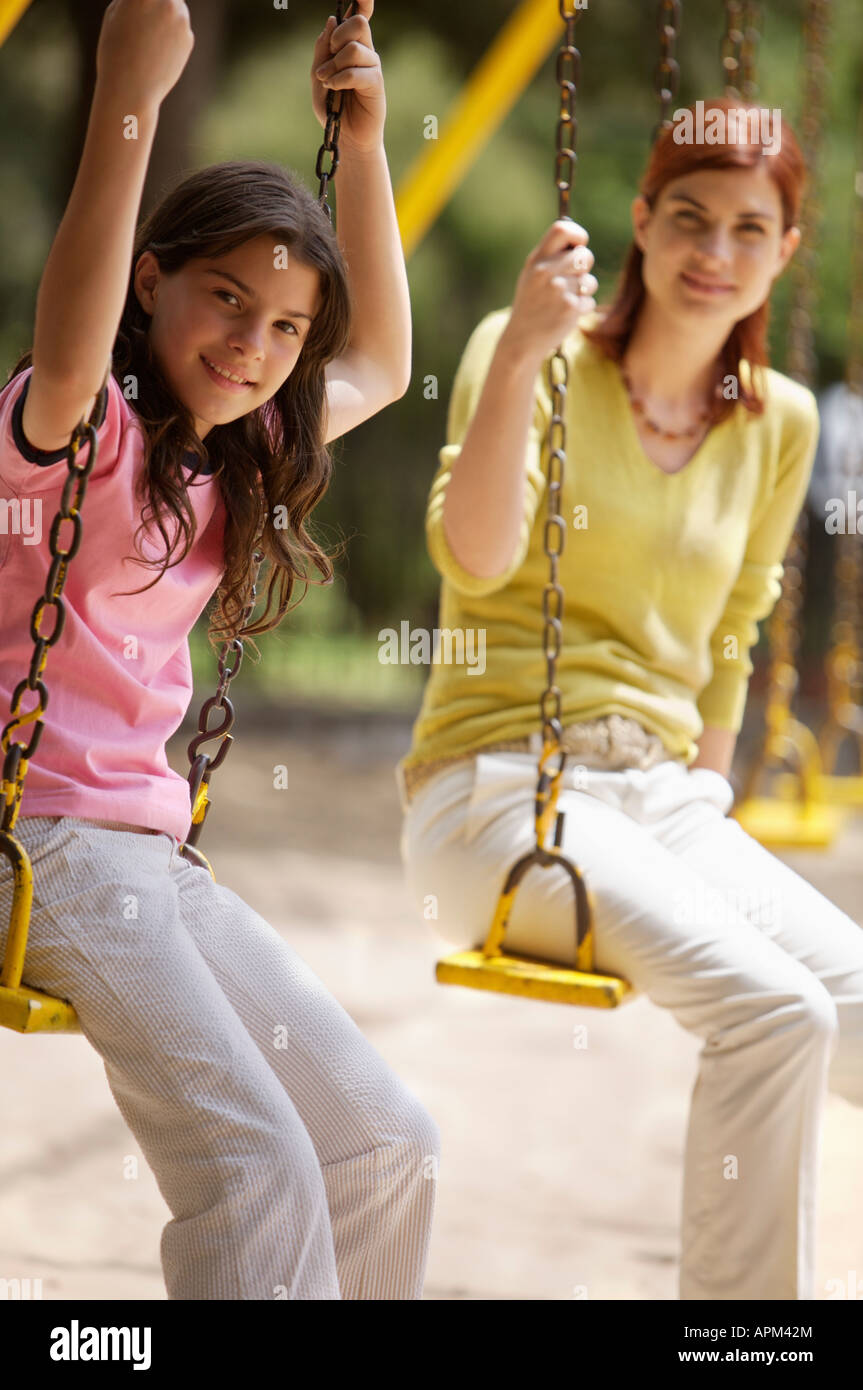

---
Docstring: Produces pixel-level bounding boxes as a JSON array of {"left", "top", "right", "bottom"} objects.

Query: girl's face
[
  {"left": 631, "top": 162, "right": 800, "bottom": 332},
  {"left": 133, "top": 232, "right": 322, "bottom": 439}
]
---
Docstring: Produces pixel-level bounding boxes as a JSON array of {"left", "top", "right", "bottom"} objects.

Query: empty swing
[{"left": 730, "top": 0, "right": 845, "bottom": 849}]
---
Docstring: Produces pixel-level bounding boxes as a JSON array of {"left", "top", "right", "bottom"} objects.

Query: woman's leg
[
  {"left": 648, "top": 768, "right": 863, "bottom": 1108},
  {"left": 592, "top": 761, "right": 863, "bottom": 1300},
  {"left": 401, "top": 754, "right": 838, "bottom": 1299},
  {"left": 1, "top": 817, "right": 340, "bottom": 1299},
  {"left": 169, "top": 843, "right": 440, "bottom": 1301}
]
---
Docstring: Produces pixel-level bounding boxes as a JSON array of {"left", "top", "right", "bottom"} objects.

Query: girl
[
  {"left": 0, "top": 0, "right": 440, "bottom": 1299},
  {"left": 398, "top": 98, "right": 863, "bottom": 1301}
]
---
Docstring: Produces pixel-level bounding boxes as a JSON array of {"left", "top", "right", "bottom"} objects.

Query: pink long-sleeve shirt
[{"left": 0, "top": 367, "right": 227, "bottom": 841}]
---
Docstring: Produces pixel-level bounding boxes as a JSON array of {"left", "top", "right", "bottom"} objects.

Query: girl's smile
[{"left": 200, "top": 355, "right": 256, "bottom": 391}]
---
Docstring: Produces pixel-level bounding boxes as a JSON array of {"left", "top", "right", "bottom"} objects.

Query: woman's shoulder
[{"left": 740, "top": 360, "right": 819, "bottom": 433}]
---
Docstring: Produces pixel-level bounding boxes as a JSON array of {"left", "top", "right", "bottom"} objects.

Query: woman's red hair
[{"left": 581, "top": 96, "right": 808, "bottom": 423}]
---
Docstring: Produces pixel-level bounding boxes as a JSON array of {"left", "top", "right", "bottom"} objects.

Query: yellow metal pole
[
  {"left": 0, "top": 0, "right": 32, "bottom": 49},
  {"left": 396, "top": 0, "right": 566, "bottom": 259}
]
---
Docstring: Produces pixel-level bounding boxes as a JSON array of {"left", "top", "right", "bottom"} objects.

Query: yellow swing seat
[
  {"left": 0, "top": 827, "right": 81, "bottom": 1033},
  {"left": 732, "top": 721, "right": 847, "bottom": 849},
  {"left": 767, "top": 771, "right": 863, "bottom": 809},
  {"left": 0, "top": 778, "right": 215, "bottom": 1035},
  {"left": 436, "top": 828, "right": 632, "bottom": 1009},
  {"left": 436, "top": 950, "right": 631, "bottom": 1008},
  {"left": 732, "top": 795, "right": 845, "bottom": 849}
]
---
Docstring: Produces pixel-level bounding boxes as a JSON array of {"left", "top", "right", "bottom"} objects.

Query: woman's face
[
  {"left": 631, "top": 163, "right": 800, "bottom": 333},
  {"left": 133, "top": 232, "right": 322, "bottom": 439}
]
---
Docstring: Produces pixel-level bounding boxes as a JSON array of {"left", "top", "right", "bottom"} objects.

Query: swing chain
[
  {"left": 721, "top": 1, "right": 761, "bottom": 103},
  {"left": 742, "top": 0, "right": 832, "bottom": 803},
  {"left": 653, "top": 0, "right": 681, "bottom": 140},
  {"left": 531, "top": 2, "right": 585, "bottom": 851},
  {"left": 0, "top": 359, "right": 113, "bottom": 836},
  {"left": 182, "top": 547, "right": 265, "bottom": 850},
  {"left": 315, "top": 0, "right": 354, "bottom": 222},
  {"left": 554, "top": 0, "right": 580, "bottom": 217}
]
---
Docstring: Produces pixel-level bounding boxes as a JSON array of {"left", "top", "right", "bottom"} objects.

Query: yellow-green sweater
[{"left": 398, "top": 307, "right": 820, "bottom": 781}]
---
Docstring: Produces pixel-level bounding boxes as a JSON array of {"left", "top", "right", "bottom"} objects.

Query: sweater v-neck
[{"left": 607, "top": 356, "right": 737, "bottom": 480}]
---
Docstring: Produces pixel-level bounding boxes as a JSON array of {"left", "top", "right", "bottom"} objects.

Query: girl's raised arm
[{"left": 22, "top": 0, "right": 194, "bottom": 453}]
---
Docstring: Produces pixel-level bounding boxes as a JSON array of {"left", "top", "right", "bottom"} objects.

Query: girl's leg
[
  {"left": 401, "top": 754, "right": 838, "bottom": 1299},
  {"left": 169, "top": 846, "right": 440, "bottom": 1301},
  {"left": 1, "top": 817, "right": 341, "bottom": 1300}
]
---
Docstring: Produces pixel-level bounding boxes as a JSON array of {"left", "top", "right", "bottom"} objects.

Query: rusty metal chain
[
  {"left": 315, "top": 0, "right": 355, "bottom": 222},
  {"left": 531, "top": 0, "right": 584, "bottom": 856},
  {"left": 820, "top": 93, "right": 863, "bottom": 775},
  {"left": 0, "top": 361, "right": 113, "bottom": 837},
  {"left": 181, "top": 549, "right": 265, "bottom": 863},
  {"left": 653, "top": 0, "right": 682, "bottom": 141},
  {"left": 742, "top": 0, "right": 833, "bottom": 806},
  {"left": 721, "top": 1, "right": 762, "bottom": 102}
]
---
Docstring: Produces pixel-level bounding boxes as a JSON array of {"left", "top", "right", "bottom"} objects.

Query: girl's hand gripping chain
[
  {"left": 96, "top": 0, "right": 195, "bottom": 111},
  {"left": 311, "top": 2, "right": 385, "bottom": 155}
]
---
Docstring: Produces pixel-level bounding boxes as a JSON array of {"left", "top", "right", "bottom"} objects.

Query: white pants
[
  {"left": 1, "top": 815, "right": 440, "bottom": 1299},
  {"left": 398, "top": 751, "right": 863, "bottom": 1300}
]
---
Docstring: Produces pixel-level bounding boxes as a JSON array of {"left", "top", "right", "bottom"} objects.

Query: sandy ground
[{"left": 1, "top": 708, "right": 861, "bottom": 1301}]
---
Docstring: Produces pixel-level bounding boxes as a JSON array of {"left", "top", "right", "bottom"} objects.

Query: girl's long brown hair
[
  {"left": 582, "top": 97, "right": 808, "bottom": 424},
  {"left": 8, "top": 159, "right": 351, "bottom": 654}
]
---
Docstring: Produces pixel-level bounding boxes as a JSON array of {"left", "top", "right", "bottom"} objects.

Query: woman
[{"left": 397, "top": 98, "right": 863, "bottom": 1300}]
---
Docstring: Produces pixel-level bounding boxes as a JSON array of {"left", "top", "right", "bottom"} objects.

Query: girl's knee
[
  {"left": 375, "top": 1107, "right": 441, "bottom": 1194},
  {"left": 404, "top": 1101, "right": 441, "bottom": 1166},
  {"left": 379, "top": 1089, "right": 441, "bottom": 1166}
]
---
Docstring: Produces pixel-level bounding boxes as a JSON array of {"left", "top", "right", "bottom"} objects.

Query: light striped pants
[
  {"left": 0, "top": 815, "right": 440, "bottom": 1300},
  {"left": 398, "top": 750, "right": 863, "bottom": 1300}
]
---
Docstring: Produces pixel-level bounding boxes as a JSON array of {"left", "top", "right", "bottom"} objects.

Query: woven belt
[{"left": 401, "top": 714, "right": 678, "bottom": 805}]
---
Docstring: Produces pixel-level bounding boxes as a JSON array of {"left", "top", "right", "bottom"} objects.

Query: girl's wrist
[
  {"left": 333, "top": 137, "right": 386, "bottom": 163},
  {"left": 92, "top": 74, "right": 162, "bottom": 123}
]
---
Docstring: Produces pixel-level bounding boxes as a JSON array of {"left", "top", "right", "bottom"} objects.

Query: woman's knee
[{"left": 761, "top": 978, "right": 839, "bottom": 1053}]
